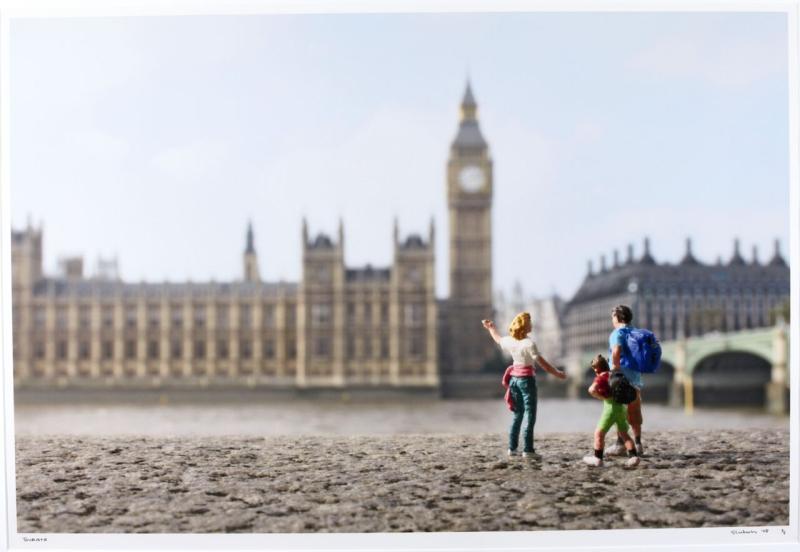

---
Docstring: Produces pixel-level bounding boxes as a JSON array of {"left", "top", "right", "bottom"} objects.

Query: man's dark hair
[{"left": 612, "top": 305, "right": 633, "bottom": 324}]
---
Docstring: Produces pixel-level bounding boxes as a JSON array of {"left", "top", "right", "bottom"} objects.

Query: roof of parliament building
[
  {"left": 20, "top": 216, "right": 435, "bottom": 297},
  {"left": 568, "top": 237, "right": 789, "bottom": 306},
  {"left": 31, "top": 278, "right": 298, "bottom": 299}
]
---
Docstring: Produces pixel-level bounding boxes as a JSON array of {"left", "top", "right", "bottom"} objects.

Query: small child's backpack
[
  {"left": 619, "top": 327, "right": 662, "bottom": 373},
  {"left": 610, "top": 371, "right": 638, "bottom": 404}
]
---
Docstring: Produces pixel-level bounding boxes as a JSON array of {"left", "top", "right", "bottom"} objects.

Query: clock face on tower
[{"left": 458, "top": 165, "right": 485, "bottom": 192}]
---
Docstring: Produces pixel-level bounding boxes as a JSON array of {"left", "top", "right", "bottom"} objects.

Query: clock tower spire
[
  {"left": 445, "top": 80, "right": 495, "bottom": 380},
  {"left": 460, "top": 80, "right": 478, "bottom": 121}
]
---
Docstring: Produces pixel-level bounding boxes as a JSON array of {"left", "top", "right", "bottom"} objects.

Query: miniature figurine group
[{"left": 481, "top": 304, "right": 645, "bottom": 468}]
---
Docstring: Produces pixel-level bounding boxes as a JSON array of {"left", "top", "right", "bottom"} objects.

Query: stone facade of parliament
[{"left": 10, "top": 83, "right": 497, "bottom": 394}]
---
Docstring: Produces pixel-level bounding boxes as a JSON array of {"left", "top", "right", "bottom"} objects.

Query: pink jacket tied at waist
[{"left": 502, "top": 364, "right": 535, "bottom": 411}]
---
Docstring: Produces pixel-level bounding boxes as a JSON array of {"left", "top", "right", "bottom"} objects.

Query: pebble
[{"left": 14, "top": 430, "right": 789, "bottom": 533}]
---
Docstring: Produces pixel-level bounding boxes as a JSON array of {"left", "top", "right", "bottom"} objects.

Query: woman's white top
[{"left": 499, "top": 335, "right": 540, "bottom": 366}]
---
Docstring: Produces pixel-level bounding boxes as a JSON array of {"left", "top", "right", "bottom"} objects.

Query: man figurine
[{"left": 606, "top": 305, "right": 644, "bottom": 456}]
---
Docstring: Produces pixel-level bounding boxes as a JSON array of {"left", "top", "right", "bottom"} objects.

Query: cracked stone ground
[{"left": 15, "top": 429, "right": 789, "bottom": 533}]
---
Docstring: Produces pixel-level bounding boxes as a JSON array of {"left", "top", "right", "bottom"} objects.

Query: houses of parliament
[{"left": 10, "top": 83, "right": 497, "bottom": 393}]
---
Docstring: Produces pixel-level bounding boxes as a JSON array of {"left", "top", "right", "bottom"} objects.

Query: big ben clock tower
[{"left": 445, "top": 81, "right": 495, "bottom": 379}]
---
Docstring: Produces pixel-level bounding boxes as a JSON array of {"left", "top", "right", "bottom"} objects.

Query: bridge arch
[
  {"left": 690, "top": 350, "right": 772, "bottom": 407},
  {"left": 643, "top": 360, "right": 674, "bottom": 403}
]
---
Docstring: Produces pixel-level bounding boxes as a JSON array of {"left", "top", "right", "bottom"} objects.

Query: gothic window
[
  {"left": 125, "top": 340, "right": 137, "bottom": 360},
  {"left": 363, "top": 303, "right": 372, "bottom": 325},
  {"left": 125, "top": 305, "right": 138, "bottom": 329},
  {"left": 460, "top": 212, "right": 482, "bottom": 234},
  {"left": 56, "top": 306, "right": 68, "bottom": 329},
  {"left": 363, "top": 337, "right": 372, "bottom": 359},
  {"left": 79, "top": 305, "right": 91, "bottom": 329},
  {"left": 314, "top": 337, "right": 330, "bottom": 357},
  {"left": 102, "top": 341, "right": 113, "bottom": 360},
  {"left": 171, "top": 339, "right": 182, "bottom": 359},
  {"left": 410, "top": 334, "right": 425, "bottom": 357},
  {"left": 346, "top": 337, "right": 355, "bottom": 358},
  {"left": 33, "top": 306, "right": 46, "bottom": 329},
  {"left": 311, "top": 304, "right": 332, "bottom": 326},
  {"left": 285, "top": 305, "right": 296, "bottom": 325},
  {"left": 316, "top": 265, "right": 330, "bottom": 282},
  {"left": 381, "top": 337, "right": 390, "bottom": 359},
  {"left": 380, "top": 303, "right": 389, "bottom": 323},
  {"left": 287, "top": 341, "right": 297, "bottom": 359},
  {"left": 217, "top": 340, "right": 229, "bottom": 359},
  {"left": 170, "top": 304, "right": 183, "bottom": 329},
  {"left": 263, "top": 304, "right": 275, "bottom": 327},
  {"left": 148, "top": 340, "right": 159, "bottom": 360},
  {"left": 34, "top": 341, "right": 45, "bottom": 359},
  {"left": 193, "top": 304, "right": 206, "bottom": 328},
  {"left": 79, "top": 341, "right": 91, "bottom": 360},
  {"left": 194, "top": 340, "right": 206, "bottom": 359},
  {"left": 240, "top": 305, "right": 252, "bottom": 329},
  {"left": 216, "top": 304, "right": 229, "bottom": 329},
  {"left": 102, "top": 306, "right": 114, "bottom": 329},
  {"left": 404, "top": 304, "right": 424, "bottom": 327},
  {"left": 56, "top": 340, "right": 67, "bottom": 360},
  {"left": 263, "top": 340, "right": 275, "bottom": 359},
  {"left": 148, "top": 304, "right": 161, "bottom": 329},
  {"left": 240, "top": 340, "right": 252, "bottom": 359},
  {"left": 406, "top": 266, "right": 422, "bottom": 284}
]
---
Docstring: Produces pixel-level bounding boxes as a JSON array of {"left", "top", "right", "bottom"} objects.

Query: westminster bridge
[{"left": 567, "top": 323, "right": 790, "bottom": 415}]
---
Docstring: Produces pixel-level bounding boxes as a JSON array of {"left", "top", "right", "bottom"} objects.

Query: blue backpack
[{"left": 618, "top": 327, "right": 662, "bottom": 373}]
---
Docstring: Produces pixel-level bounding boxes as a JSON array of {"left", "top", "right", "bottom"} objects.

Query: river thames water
[{"left": 13, "top": 398, "right": 788, "bottom": 437}]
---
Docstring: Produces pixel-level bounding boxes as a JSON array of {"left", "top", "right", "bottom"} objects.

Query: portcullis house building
[{"left": 562, "top": 237, "right": 790, "bottom": 406}]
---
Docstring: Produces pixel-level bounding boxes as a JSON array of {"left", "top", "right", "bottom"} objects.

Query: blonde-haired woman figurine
[{"left": 483, "top": 313, "right": 567, "bottom": 458}]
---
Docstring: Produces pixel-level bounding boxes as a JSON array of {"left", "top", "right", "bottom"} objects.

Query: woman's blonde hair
[{"left": 508, "top": 312, "right": 532, "bottom": 340}]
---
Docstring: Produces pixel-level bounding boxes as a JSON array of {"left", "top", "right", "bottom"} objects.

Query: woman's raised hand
[{"left": 481, "top": 319, "right": 495, "bottom": 330}]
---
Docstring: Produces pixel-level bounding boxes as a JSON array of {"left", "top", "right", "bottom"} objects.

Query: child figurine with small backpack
[{"left": 583, "top": 354, "right": 641, "bottom": 468}]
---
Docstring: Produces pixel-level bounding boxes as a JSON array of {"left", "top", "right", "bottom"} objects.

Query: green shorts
[{"left": 597, "top": 399, "right": 629, "bottom": 433}]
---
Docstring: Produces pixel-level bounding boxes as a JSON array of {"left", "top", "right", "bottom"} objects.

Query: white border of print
[{"left": 1, "top": 0, "right": 798, "bottom": 551}]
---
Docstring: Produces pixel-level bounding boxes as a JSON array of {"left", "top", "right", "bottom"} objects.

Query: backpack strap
[{"left": 616, "top": 326, "right": 635, "bottom": 370}]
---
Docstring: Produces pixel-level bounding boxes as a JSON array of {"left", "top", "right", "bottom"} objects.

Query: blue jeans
[{"left": 508, "top": 376, "right": 538, "bottom": 453}]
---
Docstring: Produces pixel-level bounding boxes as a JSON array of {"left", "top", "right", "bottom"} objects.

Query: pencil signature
[{"left": 730, "top": 528, "right": 786, "bottom": 536}]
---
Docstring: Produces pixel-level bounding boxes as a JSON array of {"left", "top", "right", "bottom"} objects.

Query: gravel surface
[{"left": 15, "top": 429, "right": 789, "bottom": 533}]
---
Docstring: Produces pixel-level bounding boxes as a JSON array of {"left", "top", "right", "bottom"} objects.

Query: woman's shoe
[
  {"left": 508, "top": 449, "right": 518, "bottom": 457},
  {"left": 522, "top": 451, "right": 541, "bottom": 460}
]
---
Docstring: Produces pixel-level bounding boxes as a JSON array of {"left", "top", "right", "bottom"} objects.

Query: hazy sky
[{"left": 10, "top": 11, "right": 790, "bottom": 300}]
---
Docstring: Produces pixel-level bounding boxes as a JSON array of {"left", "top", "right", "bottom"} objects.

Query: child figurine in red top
[{"left": 583, "top": 354, "right": 641, "bottom": 468}]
